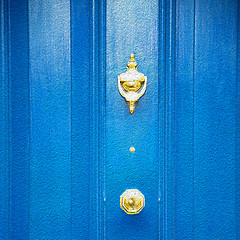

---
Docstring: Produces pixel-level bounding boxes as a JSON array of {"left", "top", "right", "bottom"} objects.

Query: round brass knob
[{"left": 120, "top": 189, "right": 145, "bottom": 214}]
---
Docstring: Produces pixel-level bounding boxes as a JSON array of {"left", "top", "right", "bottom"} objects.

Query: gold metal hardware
[
  {"left": 129, "top": 146, "right": 135, "bottom": 152},
  {"left": 120, "top": 189, "right": 145, "bottom": 214},
  {"left": 118, "top": 54, "right": 147, "bottom": 114}
]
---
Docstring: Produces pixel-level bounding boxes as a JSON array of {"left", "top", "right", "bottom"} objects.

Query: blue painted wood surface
[
  {"left": 0, "top": 0, "right": 30, "bottom": 239},
  {"left": 175, "top": 0, "right": 195, "bottom": 238},
  {"left": 9, "top": 0, "right": 30, "bottom": 238},
  {"left": 71, "top": 0, "right": 91, "bottom": 239},
  {"left": 106, "top": 0, "right": 159, "bottom": 238},
  {"left": 175, "top": 1, "right": 239, "bottom": 239},
  {"left": 0, "top": 1, "right": 10, "bottom": 239},
  {"left": 29, "top": 0, "right": 71, "bottom": 239},
  {"left": 0, "top": 0, "right": 239, "bottom": 239},
  {"left": 194, "top": 1, "right": 238, "bottom": 239}
]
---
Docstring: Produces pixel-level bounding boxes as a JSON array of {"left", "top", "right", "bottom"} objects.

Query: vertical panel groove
[
  {"left": 70, "top": 1, "right": 73, "bottom": 237},
  {"left": 175, "top": 0, "right": 195, "bottom": 237},
  {"left": 159, "top": 0, "right": 176, "bottom": 238},
  {"left": 158, "top": 0, "right": 166, "bottom": 238},
  {"left": 89, "top": 0, "right": 106, "bottom": 239},
  {"left": 71, "top": 0, "right": 91, "bottom": 238},
  {"left": 9, "top": 0, "right": 30, "bottom": 238},
  {"left": 236, "top": 0, "right": 240, "bottom": 238},
  {"left": 0, "top": 0, "right": 10, "bottom": 238},
  {"left": 192, "top": 0, "right": 196, "bottom": 238},
  {"left": 99, "top": 1, "right": 107, "bottom": 239}
]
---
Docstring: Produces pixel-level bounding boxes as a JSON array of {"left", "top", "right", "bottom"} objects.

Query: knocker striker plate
[{"left": 118, "top": 53, "right": 147, "bottom": 114}]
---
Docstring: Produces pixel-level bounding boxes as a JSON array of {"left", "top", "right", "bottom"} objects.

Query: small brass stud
[{"left": 130, "top": 147, "right": 135, "bottom": 152}]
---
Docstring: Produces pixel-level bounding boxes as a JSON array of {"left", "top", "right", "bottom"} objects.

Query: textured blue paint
[
  {"left": 0, "top": 1, "right": 9, "bottom": 239},
  {"left": 158, "top": 1, "right": 168, "bottom": 238},
  {"left": 161, "top": 0, "right": 176, "bottom": 239},
  {"left": 29, "top": 0, "right": 71, "bottom": 239},
  {"left": 194, "top": 0, "right": 238, "bottom": 239},
  {"left": 8, "top": 0, "right": 30, "bottom": 239},
  {"left": 106, "top": 0, "right": 159, "bottom": 239},
  {"left": 88, "top": 1, "right": 107, "bottom": 239},
  {"left": 175, "top": 0, "right": 239, "bottom": 239},
  {"left": 0, "top": 0, "right": 239, "bottom": 239},
  {"left": 237, "top": 2, "right": 240, "bottom": 238},
  {"left": 175, "top": 0, "right": 195, "bottom": 238},
  {"left": 71, "top": 0, "right": 91, "bottom": 239}
]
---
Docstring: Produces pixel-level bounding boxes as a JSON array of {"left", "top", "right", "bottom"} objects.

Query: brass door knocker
[{"left": 118, "top": 53, "right": 147, "bottom": 114}]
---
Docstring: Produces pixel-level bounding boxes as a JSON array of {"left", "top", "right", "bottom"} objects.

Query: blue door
[{"left": 0, "top": 0, "right": 239, "bottom": 239}]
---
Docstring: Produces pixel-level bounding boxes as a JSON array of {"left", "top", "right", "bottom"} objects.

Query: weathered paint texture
[{"left": 0, "top": 0, "right": 239, "bottom": 239}]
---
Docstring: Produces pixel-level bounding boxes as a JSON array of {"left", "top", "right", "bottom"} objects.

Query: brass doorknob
[{"left": 120, "top": 189, "right": 145, "bottom": 214}]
